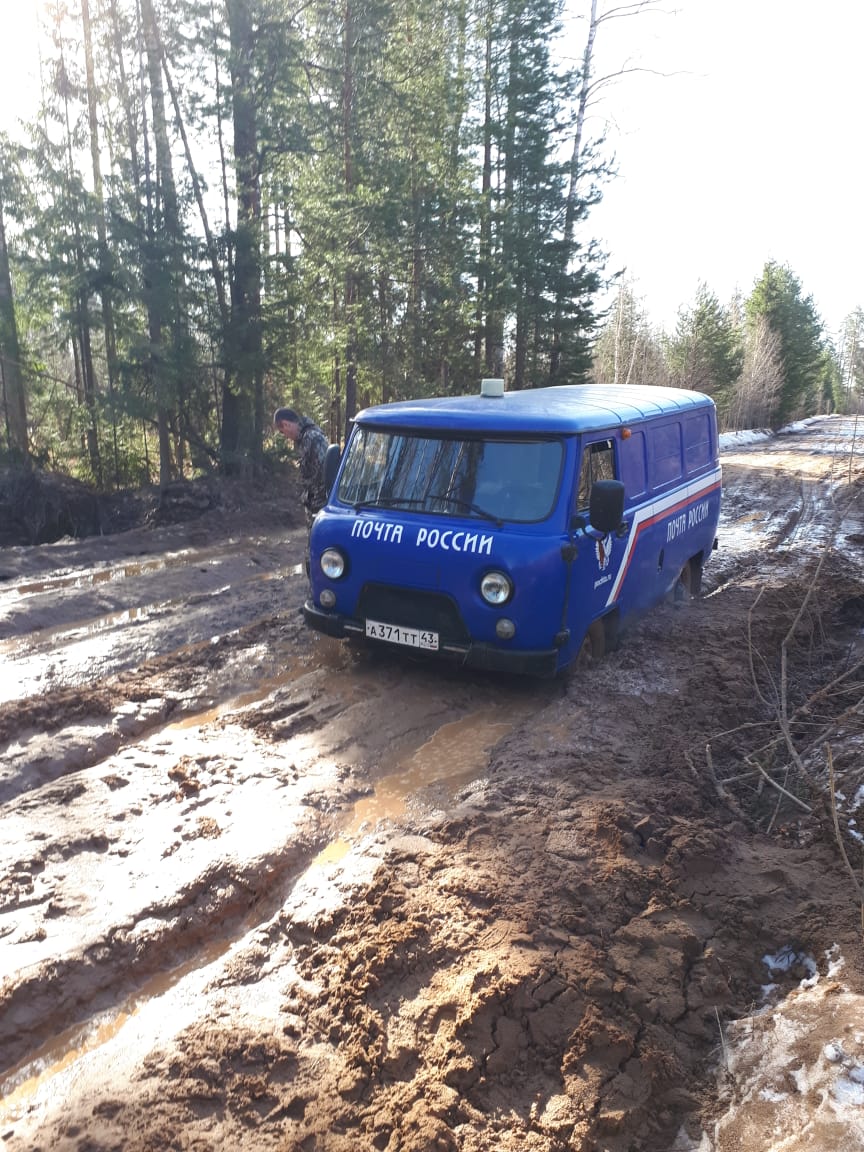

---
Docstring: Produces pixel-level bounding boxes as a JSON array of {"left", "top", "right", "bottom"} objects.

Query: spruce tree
[
  {"left": 746, "top": 262, "right": 826, "bottom": 425},
  {"left": 670, "top": 284, "right": 743, "bottom": 419}
]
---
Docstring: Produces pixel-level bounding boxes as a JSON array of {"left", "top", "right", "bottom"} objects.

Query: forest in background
[{"left": 0, "top": 0, "right": 862, "bottom": 495}]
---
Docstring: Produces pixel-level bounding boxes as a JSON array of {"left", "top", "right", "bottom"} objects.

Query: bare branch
[
  {"left": 584, "top": 65, "right": 685, "bottom": 104},
  {"left": 781, "top": 553, "right": 827, "bottom": 723},
  {"left": 753, "top": 760, "right": 811, "bottom": 814},
  {"left": 747, "top": 587, "right": 775, "bottom": 710},
  {"left": 596, "top": 0, "right": 672, "bottom": 22},
  {"left": 826, "top": 743, "right": 864, "bottom": 910}
]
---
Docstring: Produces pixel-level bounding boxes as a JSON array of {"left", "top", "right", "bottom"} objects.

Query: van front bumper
[{"left": 302, "top": 600, "right": 558, "bottom": 678}]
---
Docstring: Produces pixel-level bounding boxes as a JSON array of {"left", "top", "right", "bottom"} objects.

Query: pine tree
[
  {"left": 222, "top": 0, "right": 264, "bottom": 475},
  {"left": 81, "top": 0, "right": 121, "bottom": 485},
  {"left": 0, "top": 0, "right": 618, "bottom": 485},
  {"left": 0, "top": 142, "right": 29, "bottom": 466}
]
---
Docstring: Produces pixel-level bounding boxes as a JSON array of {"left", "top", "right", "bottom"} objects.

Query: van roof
[{"left": 354, "top": 384, "right": 714, "bottom": 435}]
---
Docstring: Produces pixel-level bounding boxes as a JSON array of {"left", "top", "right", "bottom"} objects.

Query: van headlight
[
  {"left": 480, "top": 570, "right": 512, "bottom": 605},
  {"left": 320, "top": 548, "right": 347, "bottom": 579}
]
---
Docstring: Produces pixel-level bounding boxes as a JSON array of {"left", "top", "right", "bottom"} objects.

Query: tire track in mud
[
  {"left": 0, "top": 643, "right": 553, "bottom": 1105},
  {"left": 0, "top": 529, "right": 309, "bottom": 705}
]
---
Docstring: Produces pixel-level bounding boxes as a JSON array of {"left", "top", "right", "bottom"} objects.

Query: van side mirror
[
  {"left": 323, "top": 443, "right": 342, "bottom": 496},
  {"left": 588, "top": 479, "right": 625, "bottom": 535}
]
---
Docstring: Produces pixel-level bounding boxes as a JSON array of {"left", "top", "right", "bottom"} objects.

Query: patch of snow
[
  {"left": 832, "top": 1077, "right": 864, "bottom": 1106},
  {"left": 711, "top": 982, "right": 864, "bottom": 1150},
  {"left": 718, "top": 429, "right": 773, "bottom": 449},
  {"left": 777, "top": 415, "right": 834, "bottom": 434},
  {"left": 826, "top": 946, "right": 846, "bottom": 979},
  {"left": 790, "top": 1065, "right": 810, "bottom": 1093},
  {"left": 763, "top": 946, "right": 818, "bottom": 982},
  {"left": 758, "top": 1087, "right": 789, "bottom": 1102},
  {"left": 671, "top": 1126, "right": 712, "bottom": 1151}
]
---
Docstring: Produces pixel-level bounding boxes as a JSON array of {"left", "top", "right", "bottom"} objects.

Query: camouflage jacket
[{"left": 297, "top": 417, "right": 329, "bottom": 517}]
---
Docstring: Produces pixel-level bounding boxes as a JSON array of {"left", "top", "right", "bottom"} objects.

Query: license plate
[{"left": 365, "top": 619, "right": 439, "bottom": 650}]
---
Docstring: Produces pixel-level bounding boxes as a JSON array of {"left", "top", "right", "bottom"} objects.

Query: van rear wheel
[
  {"left": 675, "top": 557, "right": 703, "bottom": 601},
  {"left": 577, "top": 619, "right": 606, "bottom": 667}
]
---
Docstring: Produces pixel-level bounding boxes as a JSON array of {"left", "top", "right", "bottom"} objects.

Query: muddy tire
[
  {"left": 674, "top": 557, "right": 703, "bottom": 601},
  {"left": 576, "top": 618, "right": 606, "bottom": 667}
]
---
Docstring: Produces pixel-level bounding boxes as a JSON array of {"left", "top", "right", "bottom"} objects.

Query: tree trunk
[
  {"left": 223, "top": 0, "right": 263, "bottom": 477},
  {"left": 141, "top": 0, "right": 185, "bottom": 488},
  {"left": 59, "top": 33, "right": 102, "bottom": 485},
  {"left": 81, "top": 0, "right": 121, "bottom": 486},
  {"left": 550, "top": 0, "right": 597, "bottom": 383},
  {"left": 474, "top": 16, "right": 493, "bottom": 371},
  {"left": 341, "top": 0, "right": 358, "bottom": 442},
  {"left": 0, "top": 195, "right": 28, "bottom": 465},
  {"left": 161, "top": 46, "right": 229, "bottom": 332}
]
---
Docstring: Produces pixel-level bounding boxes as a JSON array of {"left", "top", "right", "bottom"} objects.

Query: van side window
[
  {"left": 576, "top": 439, "right": 616, "bottom": 510},
  {"left": 684, "top": 413, "right": 711, "bottom": 473},
  {"left": 649, "top": 422, "right": 682, "bottom": 489},
  {"left": 621, "top": 430, "right": 647, "bottom": 498}
]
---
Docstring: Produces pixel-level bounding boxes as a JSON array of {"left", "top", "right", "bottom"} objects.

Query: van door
[{"left": 569, "top": 437, "right": 627, "bottom": 653}]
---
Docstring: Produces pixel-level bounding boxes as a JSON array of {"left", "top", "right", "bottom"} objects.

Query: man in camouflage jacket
[{"left": 273, "top": 407, "right": 329, "bottom": 526}]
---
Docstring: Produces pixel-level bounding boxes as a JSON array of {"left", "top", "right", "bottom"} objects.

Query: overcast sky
[
  {"left": 572, "top": 0, "right": 863, "bottom": 338},
  {"left": 2, "top": 0, "right": 860, "bottom": 342}
]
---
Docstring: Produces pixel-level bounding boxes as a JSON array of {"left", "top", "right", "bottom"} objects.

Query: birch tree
[
  {"left": 727, "top": 316, "right": 783, "bottom": 431},
  {"left": 838, "top": 309, "right": 864, "bottom": 409}
]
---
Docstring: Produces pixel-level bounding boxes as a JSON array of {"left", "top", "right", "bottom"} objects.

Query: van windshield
[{"left": 336, "top": 427, "right": 563, "bottom": 524}]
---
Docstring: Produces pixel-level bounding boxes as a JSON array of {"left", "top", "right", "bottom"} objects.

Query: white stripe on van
[{"left": 605, "top": 466, "right": 722, "bottom": 606}]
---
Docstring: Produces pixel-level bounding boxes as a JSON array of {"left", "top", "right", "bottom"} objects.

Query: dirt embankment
[{"left": 2, "top": 421, "right": 864, "bottom": 1152}]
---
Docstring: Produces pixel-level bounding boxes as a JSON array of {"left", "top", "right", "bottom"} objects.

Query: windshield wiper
[
  {"left": 352, "top": 494, "right": 503, "bottom": 526},
  {"left": 427, "top": 493, "right": 503, "bottom": 527},
  {"left": 351, "top": 497, "right": 427, "bottom": 511}
]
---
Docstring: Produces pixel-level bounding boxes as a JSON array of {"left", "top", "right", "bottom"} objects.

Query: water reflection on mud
[
  {"left": 6, "top": 537, "right": 297, "bottom": 601},
  {"left": 0, "top": 941, "right": 229, "bottom": 1126},
  {"left": 315, "top": 705, "right": 523, "bottom": 864}
]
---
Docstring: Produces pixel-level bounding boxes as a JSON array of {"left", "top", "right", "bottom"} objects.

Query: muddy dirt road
[{"left": 2, "top": 418, "right": 864, "bottom": 1152}]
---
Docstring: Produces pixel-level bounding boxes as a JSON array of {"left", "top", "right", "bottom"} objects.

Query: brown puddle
[
  {"left": 169, "top": 660, "right": 310, "bottom": 729},
  {"left": 13, "top": 555, "right": 178, "bottom": 597},
  {"left": 315, "top": 705, "right": 520, "bottom": 864}
]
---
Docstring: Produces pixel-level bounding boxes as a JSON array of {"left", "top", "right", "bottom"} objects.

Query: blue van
[{"left": 302, "top": 381, "right": 721, "bottom": 677}]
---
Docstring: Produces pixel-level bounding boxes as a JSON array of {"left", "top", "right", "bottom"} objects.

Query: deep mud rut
[{"left": 3, "top": 420, "right": 864, "bottom": 1152}]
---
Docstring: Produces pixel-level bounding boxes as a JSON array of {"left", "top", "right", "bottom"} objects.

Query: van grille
[{"left": 357, "top": 583, "right": 470, "bottom": 642}]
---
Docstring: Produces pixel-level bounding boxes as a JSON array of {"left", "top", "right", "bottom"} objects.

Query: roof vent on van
[{"left": 481, "top": 378, "right": 505, "bottom": 398}]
